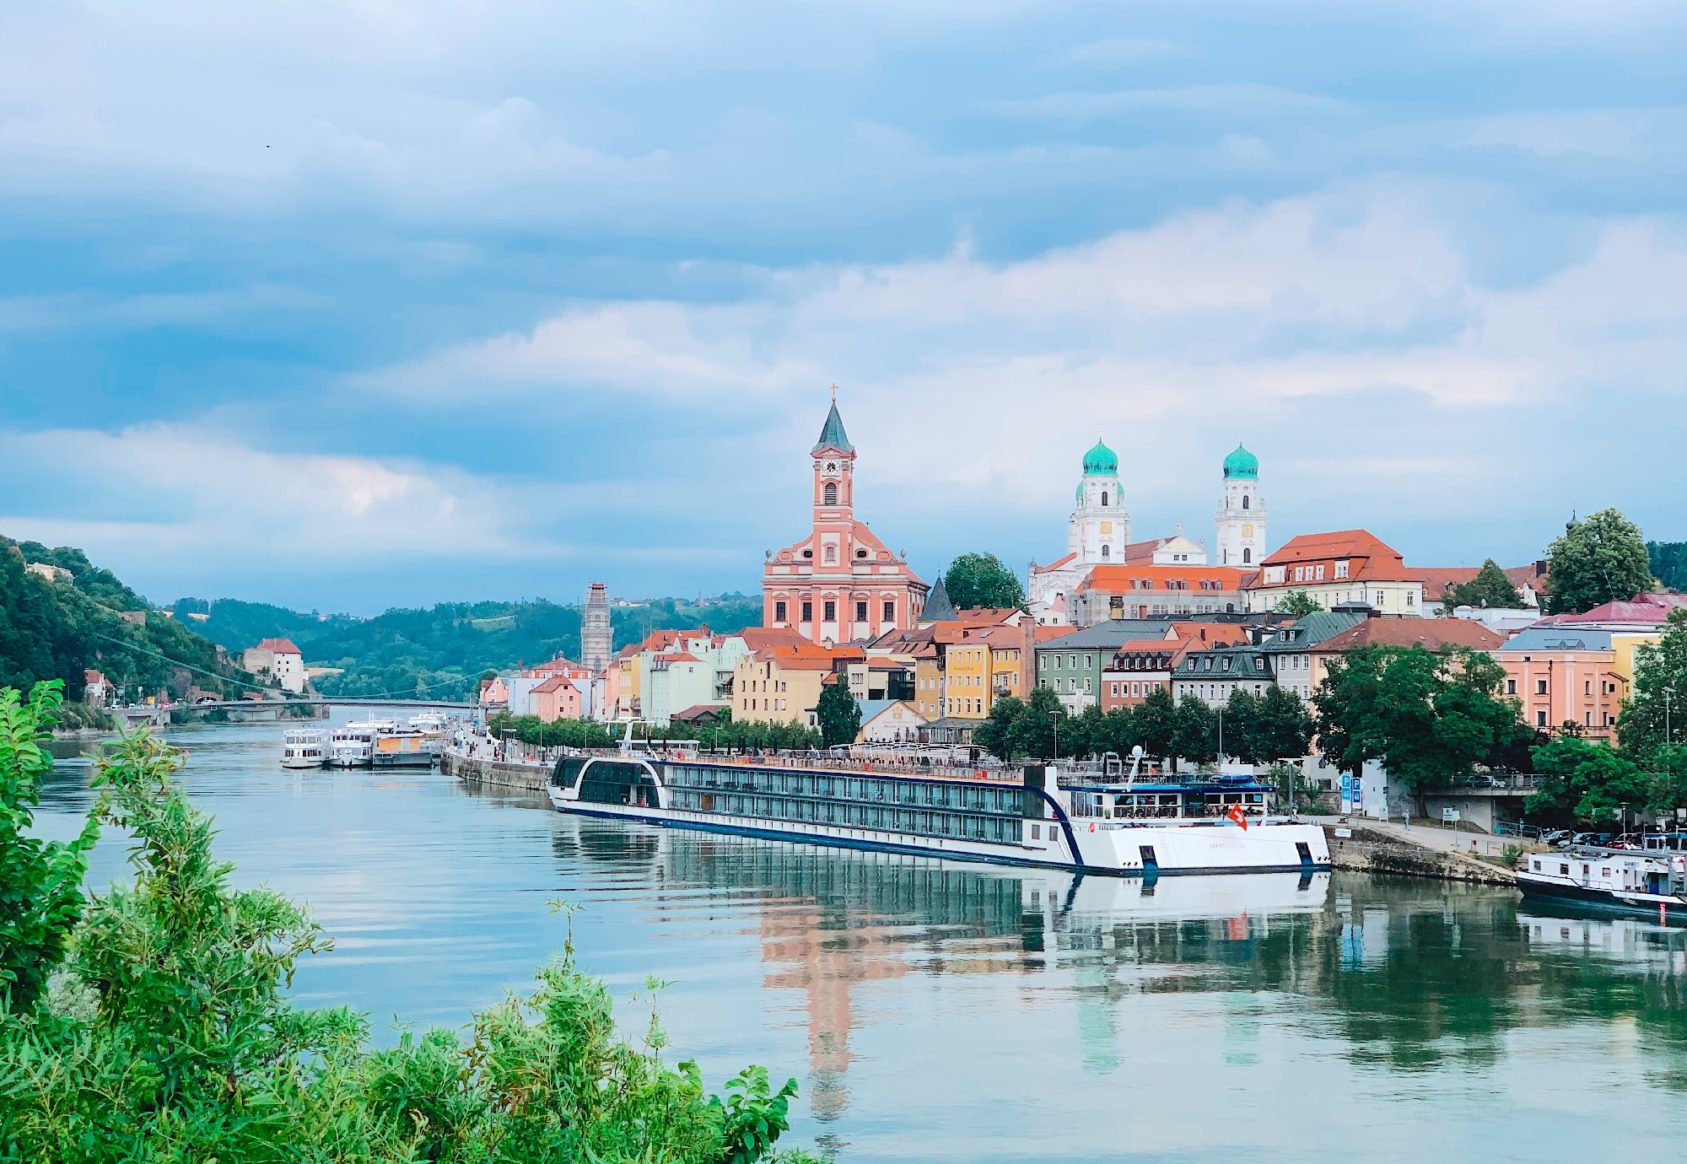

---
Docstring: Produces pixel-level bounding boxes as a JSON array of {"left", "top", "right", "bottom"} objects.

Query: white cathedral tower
[
  {"left": 1214, "top": 442, "right": 1266, "bottom": 566},
  {"left": 1069, "top": 438, "right": 1130, "bottom": 564}
]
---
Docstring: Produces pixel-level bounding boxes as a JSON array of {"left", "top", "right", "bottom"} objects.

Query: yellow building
[
  {"left": 943, "top": 641, "right": 991, "bottom": 719},
  {"left": 732, "top": 647, "right": 842, "bottom": 725},
  {"left": 913, "top": 654, "right": 944, "bottom": 722},
  {"left": 1612, "top": 632, "right": 1663, "bottom": 700}
]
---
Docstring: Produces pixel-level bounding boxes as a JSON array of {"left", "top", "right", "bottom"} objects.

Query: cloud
[{"left": 986, "top": 84, "right": 1352, "bottom": 121}]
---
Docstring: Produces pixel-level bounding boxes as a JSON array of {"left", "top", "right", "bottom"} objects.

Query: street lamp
[{"left": 1216, "top": 706, "right": 1226, "bottom": 765}]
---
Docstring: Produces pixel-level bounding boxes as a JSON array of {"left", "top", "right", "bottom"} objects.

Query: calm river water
[{"left": 39, "top": 716, "right": 1687, "bottom": 1162}]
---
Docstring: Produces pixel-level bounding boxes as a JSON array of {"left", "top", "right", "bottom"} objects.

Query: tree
[
  {"left": 1619, "top": 608, "right": 1687, "bottom": 761},
  {"left": 1220, "top": 689, "right": 1261, "bottom": 762},
  {"left": 1170, "top": 693, "right": 1216, "bottom": 770},
  {"left": 1650, "top": 541, "right": 1687, "bottom": 593},
  {"left": 1546, "top": 508, "right": 1655, "bottom": 614},
  {"left": 974, "top": 693, "right": 1025, "bottom": 760},
  {"left": 815, "top": 682, "right": 861, "bottom": 747},
  {"left": 1070, "top": 704, "right": 1107, "bottom": 759},
  {"left": 943, "top": 553, "right": 1026, "bottom": 610},
  {"left": 1527, "top": 736, "right": 1648, "bottom": 824},
  {"left": 1251, "top": 686, "right": 1316, "bottom": 763},
  {"left": 1276, "top": 590, "right": 1323, "bottom": 618},
  {"left": 1133, "top": 687, "right": 1177, "bottom": 763},
  {"left": 1008, "top": 686, "right": 1069, "bottom": 760},
  {"left": 0, "top": 681, "right": 101, "bottom": 1012},
  {"left": 1440, "top": 559, "right": 1524, "bottom": 611},
  {"left": 1315, "top": 645, "right": 1522, "bottom": 815}
]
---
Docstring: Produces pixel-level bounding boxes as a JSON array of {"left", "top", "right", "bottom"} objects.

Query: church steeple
[{"left": 813, "top": 388, "right": 853, "bottom": 453}]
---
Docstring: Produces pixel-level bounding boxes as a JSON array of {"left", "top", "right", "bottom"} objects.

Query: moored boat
[
  {"left": 1517, "top": 847, "right": 1687, "bottom": 922},
  {"left": 541, "top": 748, "right": 1329, "bottom": 878},
  {"left": 329, "top": 720, "right": 387, "bottom": 768},
  {"left": 280, "top": 728, "right": 328, "bottom": 769},
  {"left": 372, "top": 725, "right": 439, "bottom": 768}
]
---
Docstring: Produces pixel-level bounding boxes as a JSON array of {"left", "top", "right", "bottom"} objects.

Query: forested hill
[
  {"left": 172, "top": 593, "right": 765, "bottom": 701},
  {"left": 1650, "top": 541, "right": 1687, "bottom": 592},
  {"left": 0, "top": 538, "right": 253, "bottom": 706}
]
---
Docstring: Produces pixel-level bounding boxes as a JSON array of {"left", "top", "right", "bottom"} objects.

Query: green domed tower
[
  {"left": 1068, "top": 438, "right": 1128, "bottom": 564},
  {"left": 1215, "top": 441, "right": 1265, "bottom": 566}
]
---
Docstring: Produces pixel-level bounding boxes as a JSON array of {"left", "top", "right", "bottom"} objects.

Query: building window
[
  {"left": 883, "top": 600, "right": 894, "bottom": 621},
  {"left": 1584, "top": 680, "right": 1592, "bottom": 696},
  {"left": 1335, "top": 561, "right": 1348, "bottom": 579},
  {"left": 1101, "top": 544, "right": 1110, "bottom": 559},
  {"left": 824, "top": 601, "right": 836, "bottom": 621},
  {"left": 824, "top": 545, "right": 836, "bottom": 564},
  {"left": 1242, "top": 548, "right": 1251, "bottom": 564},
  {"left": 801, "top": 601, "right": 813, "bottom": 622},
  {"left": 774, "top": 600, "right": 787, "bottom": 623},
  {"left": 1536, "top": 678, "right": 1548, "bottom": 695},
  {"left": 823, "top": 482, "right": 838, "bottom": 506},
  {"left": 855, "top": 601, "right": 867, "bottom": 622},
  {"left": 1537, "top": 710, "right": 1548, "bottom": 727},
  {"left": 1242, "top": 495, "right": 1250, "bottom": 510},
  {"left": 1101, "top": 491, "right": 1109, "bottom": 507}
]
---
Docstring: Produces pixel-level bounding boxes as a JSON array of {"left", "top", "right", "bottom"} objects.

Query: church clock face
[
  {"left": 1242, "top": 523, "right": 1255, "bottom": 538},
  {"left": 1100, "top": 521, "right": 1113, "bottom": 535},
  {"left": 821, "top": 461, "right": 841, "bottom": 477}
]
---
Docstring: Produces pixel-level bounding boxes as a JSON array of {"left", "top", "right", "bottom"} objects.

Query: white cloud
[{"left": 347, "top": 181, "right": 1687, "bottom": 569}]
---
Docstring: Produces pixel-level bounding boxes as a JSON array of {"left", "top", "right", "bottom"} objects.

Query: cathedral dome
[
  {"left": 1223, "top": 442, "right": 1258, "bottom": 480},
  {"left": 1082, "top": 439, "right": 1118, "bottom": 476}
]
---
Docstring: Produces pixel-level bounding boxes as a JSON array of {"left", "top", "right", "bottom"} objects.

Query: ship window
[
  {"left": 1031, "top": 824, "right": 1040, "bottom": 840},
  {"left": 1560, "top": 864, "right": 1569, "bottom": 875}
]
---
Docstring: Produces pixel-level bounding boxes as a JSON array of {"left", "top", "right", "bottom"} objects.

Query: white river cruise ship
[{"left": 544, "top": 749, "right": 1329, "bottom": 878}]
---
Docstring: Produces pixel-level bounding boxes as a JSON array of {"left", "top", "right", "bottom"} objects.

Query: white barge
[
  {"left": 544, "top": 750, "right": 1329, "bottom": 878},
  {"left": 280, "top": 728, "right": 328, "bottom": 769},
  {"left": 1518, "top": 848, "right": 1687, "bottom": 922}
]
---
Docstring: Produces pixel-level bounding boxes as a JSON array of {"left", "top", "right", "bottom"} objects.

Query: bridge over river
[{"left": 116, "top": 698, "right": 479, "bottom": 726}]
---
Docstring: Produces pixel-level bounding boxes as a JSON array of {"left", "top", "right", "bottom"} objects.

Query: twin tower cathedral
[
  {"left": 760, "top": 397, "right": 1267, "bottom": 644},
  {"left": 1026, "top": 438, "right": 1267, "bottom": 616}
]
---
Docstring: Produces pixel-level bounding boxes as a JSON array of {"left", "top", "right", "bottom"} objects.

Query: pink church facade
[{"left": 762, "top": 400, "right": 928, "bottom": 646}]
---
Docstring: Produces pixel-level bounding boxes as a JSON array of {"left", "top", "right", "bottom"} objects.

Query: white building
[
  {"left": 242, "top": 638, "right": 306, "bottom": 694},
  {"left": 1028, "top": 440, "right": 1129, "bottom": 619},
  {"left": 1214, "top": 443, "right": 1267, "bottom": 568}
]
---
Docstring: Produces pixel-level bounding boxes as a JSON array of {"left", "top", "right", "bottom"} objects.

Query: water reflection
[{"left": 35, "top": 723, "right": 1687, "bottom": 1162}]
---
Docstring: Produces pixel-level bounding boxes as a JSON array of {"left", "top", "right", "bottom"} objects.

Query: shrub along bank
[{"left": 0, "top": 681, "right": 818, "bottom": 1163}]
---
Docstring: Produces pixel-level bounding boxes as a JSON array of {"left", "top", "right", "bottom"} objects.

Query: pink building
[
  {"left": 762, "top": 399, "right": 928, "bottom": 646},
  {"left": 531, "top": 675, "right": 583, "bottom": 722}
]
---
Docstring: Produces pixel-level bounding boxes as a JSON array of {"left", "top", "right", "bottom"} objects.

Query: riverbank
[
  {"left": 441, "top": 748, "right": 550, "bottom": 795},
  {"left": 1323, "top": 821, "right": 1517, "bottom": 886}
]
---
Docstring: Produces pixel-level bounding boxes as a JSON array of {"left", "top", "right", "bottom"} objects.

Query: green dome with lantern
[
  {"left": 1222, "top": 442, "right": 1259, "bottom": 480},
  {"left": 1082, "top": 439, "right": 1118, "bottom": 476}
]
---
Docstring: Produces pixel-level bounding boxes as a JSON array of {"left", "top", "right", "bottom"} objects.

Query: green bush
[{"left": 0, "top": 686, "right": 814, "bottom": 1162}]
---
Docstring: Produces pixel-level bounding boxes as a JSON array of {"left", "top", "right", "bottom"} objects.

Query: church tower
[
  {"left": 1068, "top": 439, "right": 1129, "bottom": 564},
  {"left": 581, "top": 581, "right": 612, "bottom": 675},
  {"left": 1215, "top": 443, "right": 1266, "bottom": 566},
  {"left": 762, "top": 392, "right": 927, "bottom": 645}
]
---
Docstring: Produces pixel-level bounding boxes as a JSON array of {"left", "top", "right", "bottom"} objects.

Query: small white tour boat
[
  {"left": 329, "top": 720, "right": 389, "bottom": 768},
  {"left": 280, "top": 728, "right": 328, "bottom": 769}
]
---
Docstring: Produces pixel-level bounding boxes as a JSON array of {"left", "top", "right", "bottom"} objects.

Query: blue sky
[{"left": 3, "top": 1, "right": 1686, "bottom": 613}]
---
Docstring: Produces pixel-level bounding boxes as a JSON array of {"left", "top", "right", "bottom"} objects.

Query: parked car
[
  {"left": 1542, "top": 829, "right": 1572, "bottom": 847},
  {"left": 1570, "top": 831, "right": 1613, "bottom": 848}
]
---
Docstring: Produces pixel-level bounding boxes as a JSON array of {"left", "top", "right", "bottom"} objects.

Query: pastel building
[
  {"left": 762, "top": 399, "right": 928, "bottom": 646},
  {"left": 1247, "top": 530, "right": 1426, "bottom": 616},
  {"left": 242, "top": 638, "right": 306, "bottom": 694}
]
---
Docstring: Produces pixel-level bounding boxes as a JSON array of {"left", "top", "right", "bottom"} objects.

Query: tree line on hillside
[
  {"left": 0, "top": 539, "right": 253, "bottom": 712},
  {"left": 178, "top": 594, "right": 765, "bottom": 702},
  {"left": 0, "top": 682, "right": 817, "bottom": 1162}
]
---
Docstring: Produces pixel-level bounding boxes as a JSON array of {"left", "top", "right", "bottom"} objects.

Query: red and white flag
[{"left": 1226, "top": 804, "right": 1248, "bottom": 830}]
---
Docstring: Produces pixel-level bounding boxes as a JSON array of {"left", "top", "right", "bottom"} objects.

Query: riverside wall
[
  {"left": 442, "top": 749, "right": 551, "bottom": 796},
  {"left": 1324, "top": 824, "right": 1517, "bottom": 886}
]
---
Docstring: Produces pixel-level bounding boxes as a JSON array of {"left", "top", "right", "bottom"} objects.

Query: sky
[{"left": 3, "top": 1, "right": 1686, "bottom": 614}]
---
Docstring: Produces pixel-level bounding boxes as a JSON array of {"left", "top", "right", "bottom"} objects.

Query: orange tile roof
[
  {"left": 255, "top": 637, "right": 302, "bottom": 654},
  {"left": 1314, "top": 619, "right": 1503, "bottom": 652},
  {"left": 1256, "top": 529, "right": 1416, "bottom": 585},
  {"left": 531, "top": 675, "right": 575, "bottom": 694}
]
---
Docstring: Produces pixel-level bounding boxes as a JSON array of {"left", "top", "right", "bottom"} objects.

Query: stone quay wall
[
  {"left": 1324, "top": 825, "right": 1517, "bottom": 886},
  {"left": 442, "top": 749, "right": 551, "bottom": 796}
]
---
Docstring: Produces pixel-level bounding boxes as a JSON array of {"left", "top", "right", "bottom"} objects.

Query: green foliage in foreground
[{"left": 0, "top": 688, "right": 817, "bottom": 1163}]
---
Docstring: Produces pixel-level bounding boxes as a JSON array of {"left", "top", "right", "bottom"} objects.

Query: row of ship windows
[
  {"left": 666, "top": 767, "right": 1024, "bottom": 813},
  {"left": 668, "top": 790, "right": 1022, "bottom": 843}
]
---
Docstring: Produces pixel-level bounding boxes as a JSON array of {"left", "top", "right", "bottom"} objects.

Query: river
[{"left": 37, "top": 716, "right": 1687, "bottom": 1163}]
